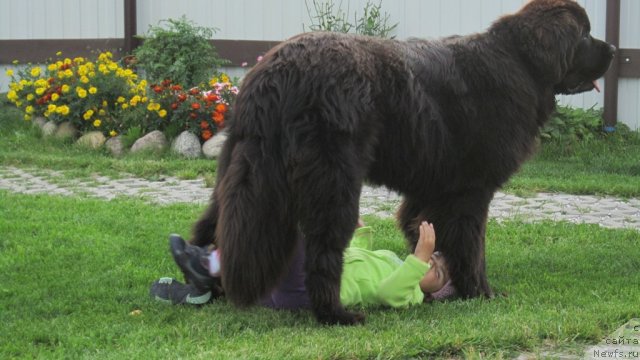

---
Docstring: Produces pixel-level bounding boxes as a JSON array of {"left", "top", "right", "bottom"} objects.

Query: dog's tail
[{"left": 215, "top": 138, "right": 297, "bottom": 307}]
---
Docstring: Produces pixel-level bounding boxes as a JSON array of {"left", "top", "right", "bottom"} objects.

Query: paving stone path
[{"left": 1, "top": 165, "right": 639, "bottom": 231}]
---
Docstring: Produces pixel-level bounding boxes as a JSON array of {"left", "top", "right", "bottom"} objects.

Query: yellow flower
[
  {"left": 63, "top": 58, "right": 72, "bottom": 65},
  {"left": 76, "top": 87, "right": 87, "bottom": 98},
  {"left": 5, "top": 69, "right": 14, "bottom": 76},
  {"left": 109, "top": 130, "right": 118, "bottom": 137},
  {"left": 98, "top": 109, "right": 106, "bottom": 116},
  {"left": 107, "top": 62, "right": 118, "bottom": 71},
  {"left": 56, "top": 105, "right": 70, "bottom": 115},
  {"left": 47, "top": 104, "right": 57, "bottom": 113},
  {"left": 80, "top": 76, "right": 89, "bottom": 84},
  {"left": 7, "top": 90, "right": 18, "bottom": 101},
  {"left": 102, "top": 100, "right": 108, "bottom": 107},
  {"left": 12, "top": 60, "right": 19, "bottom": 65},
  {"left": 117, "top": 96, "right": 125, "bottom": 103},
  {"left": 121, "top": 103, "right": 129, "bottom": 110},
  {"left": 73, "top": 57, "right": 85, "bottom": 64},
  {"left": 47, "top": 63, "right": 57, "bottom": 72},
  {"left": 158, "top": 109, "right": 167, "bottom": 118},
  {"left": 221, "top": 74, "right": 230, "bottom": 83},
  {"left": 30, "top": 67, "right": 41, "bottom": 77},
  {"left": 147, "top": 102, "right": 160, "bottom": 112},
  {"left": 25, "top": 105, "right": 34, "bottom": 114},
  {"left": 35, "top": 87, "right": 46, "bottom": 96},
  {"left": 93, "top": 119, "right": 102, "bottom": 127},
  {"left": 130, "top": 95, "right": 141, "bottom": 106},
  {"left": 64, "top": 69, "right": 73, "bottom": 77},
  {"left": 61, "top": 84, "right": 70, "bottom": 93},
  {"left": 34, "top": 79, "right": 47, "bottom": 87},
  {"left": 88, "top": 86, "right": 98, "bottom": 94},
  {"left": 26, "top": 94, "right": 35, "bottom": 101},
  {"left": 24, "top": 114, "right": 32, "bottom": 121},
  {"left": 83, "top": 110, "right": 94, "bottom": 120},
  {"left": 56, "top": 51, "right": 62, "bottom": 56},
  {"left": 51, "top": 93, "right": 59, "bottom": 101}
]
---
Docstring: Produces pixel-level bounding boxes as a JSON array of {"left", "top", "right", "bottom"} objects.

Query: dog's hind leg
[
  {"left": 292, "top": 139, "right": 366, "bottom": 325},
  {"left": 190, "top": 134, "right": 235, "bottom": 248},
  {"left": 399, "top": 191, "right": 494, "bottom": 299}
]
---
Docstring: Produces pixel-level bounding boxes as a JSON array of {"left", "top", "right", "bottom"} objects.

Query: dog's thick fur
[{"left": 190, "top": 0, "right": 615, "bottom": 325}]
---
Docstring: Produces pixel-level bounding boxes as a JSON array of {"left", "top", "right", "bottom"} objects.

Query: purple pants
[{"left": 259, "top": 239, "right": 311, "bottom": 310}]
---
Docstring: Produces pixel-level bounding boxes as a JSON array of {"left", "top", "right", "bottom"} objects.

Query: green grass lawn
[
  {"left": 1, "top": 103, "right": 639, "bottom": 196},
  {"left": 1, "top": 191, "right": 639, "bottom": 359}
]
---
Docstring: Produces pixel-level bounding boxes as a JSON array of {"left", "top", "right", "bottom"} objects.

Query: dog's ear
[{"left": 495, "top": 1, "right": 583, "bottom": 84}]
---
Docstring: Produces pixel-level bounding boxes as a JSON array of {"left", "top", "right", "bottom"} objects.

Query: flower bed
[{"left": 6, "top": 51, "right": 237, "bottom": 154}]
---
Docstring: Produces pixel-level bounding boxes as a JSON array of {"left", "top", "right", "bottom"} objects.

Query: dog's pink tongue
[{"left": 593, "top": 80, "right": 601, "bottom": 93}]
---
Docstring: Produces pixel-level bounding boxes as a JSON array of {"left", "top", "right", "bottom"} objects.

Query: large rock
[
  {"left": 171, "top": 131, "right": 202, "bottom": 158},
  {"left": 41, "top": 121, "right": 58, "bottom": 136},
  {"left": 202, "top": 131, "right": 228, "bottom": 159},
  {"left": 55, "top": 122, "right": 78, "bottom": 139},
  {"left": 32, "top": 116, "right": 47, "bottom": 129},
  {"left": 77, "top": 131, "right": 106, "bottom": 149},
  {"left": 130, "top": 130, "right": 168, "bottom": 154},
  {"left": 105, "top": 136, "right": 126, "bottom": 157}
]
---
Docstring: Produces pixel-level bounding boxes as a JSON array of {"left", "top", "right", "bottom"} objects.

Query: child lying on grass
[{"left": 150, "top": 221, "right": 455, "bottom": 308}]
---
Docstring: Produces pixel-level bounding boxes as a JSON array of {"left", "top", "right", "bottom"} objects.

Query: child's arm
[{"left": 375, "top": 222, "right": 435, "bottom": 307}]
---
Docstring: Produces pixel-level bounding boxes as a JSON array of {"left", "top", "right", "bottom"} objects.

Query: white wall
[{"left": 1, "top": 0, "right": 638, "bottom": 129}]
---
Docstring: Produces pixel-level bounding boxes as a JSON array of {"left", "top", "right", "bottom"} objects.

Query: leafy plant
[
  {"left": 134, "top": 17, "right": 228, "bottom": 88},
  {"left": 305, "top": 0, "right": 353, "bottom": 33},
  {"left": 355, "top": 1, "right": 397, "bottom": 39},
  {"left": 305, "top": 0, "right": 398, "bottom": 39},
  {"left": 541, "top": 104, "right": 604, "bottom": 143}
]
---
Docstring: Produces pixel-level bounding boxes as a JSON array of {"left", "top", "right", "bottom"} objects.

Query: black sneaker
[
  {"left": 149, "top": 277, "right": 212, "bottom": 305},
  {"left": 169, "top": 234, "right": 218, "bottom": 293}
]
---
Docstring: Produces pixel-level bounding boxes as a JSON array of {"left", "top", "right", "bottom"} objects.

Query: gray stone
[
  {"left": 171, "top": 131, "right": 202, "bottom": 158},
  {"left": 77, "top": 131, "right": 106, "bottom": 149},
  {"left": 42, "top": 121, "right": 58, "bottom": 136},
  {"left": 32, "top": 116, "right": 47, "bottom": 129},
  {"left": 202, "top": 131, "right": 228, "bottom": 159},
  {"left": 55, "top": 122, "right": 78, "bottom": 139},
  {"left": 105, "top": 136, "right": 126, "bottom": 157},
  {"left": 130, "top": 130, "right": 168, "bottom": 154}
]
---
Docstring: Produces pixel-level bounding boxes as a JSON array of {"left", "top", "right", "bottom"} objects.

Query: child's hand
[{"left": 414, "top": 221, "right": 436, "bottom": 263}]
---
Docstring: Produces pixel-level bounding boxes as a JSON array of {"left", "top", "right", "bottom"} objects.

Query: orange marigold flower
[
  {"left": 212, "top": 111, "right": 224, "bottom": 124},
  {"left": 189, "top": 88, "right": 199, "bottom": 95},
  {"left": 215, "top": 103, "right": 227, "bottom": 113},
  {"left": 171, "top": 84, "right": 182, "bottom": 91},
  {"left": 202, "top": 130, "right": 213, "bottom": 141},
  {"left": 200, "top": 120, "right": 210, "bottom": 129},
  {"left": 191, "top": 102, "right": 201, "bottom": 110}
]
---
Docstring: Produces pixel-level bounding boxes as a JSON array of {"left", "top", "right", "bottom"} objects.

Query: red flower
[
  {"left": 177, "top": 94, "right": 187, "bottom": 102},
  {"left": 191, "top": 102, "right": 201, "bottom": 110},
  {"left": 189, "top": 112, "right": 198, "bottom": 119},
  {"left": 171, "top": 103, "right": 178, "bottom": 110},
  {"left": 162, "top": 79, "right": 172, "bottom": 87},
  {"left": 189, "top": 88, "right": 199, "bottom": 96},
  {"left": 171, "top": 85, "right": 182, "bottom": 91},
  {"left": 200, "top": 121, "right": 210, "bottom": 129},
  {"left": 215, "top": 103, "right": 227, "bottom": 113},
  {"left": 202, "top": 130, "right": 213, "bottom": 141},
  {"left": 153, "top": 86, "right": 163, "bottom": 94},
  {"left": 206, "top": 94, "right": 219, "bottom": 102},
  {"left": 212, "top": 111, "right": 224, "bottom": 124}
]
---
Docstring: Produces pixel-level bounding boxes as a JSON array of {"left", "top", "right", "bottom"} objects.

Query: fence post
[
  {"left": 603, "top": 0, "right": 620, "bottom": 131},
  {"left": 124, "top": 0, "right": 138, "bottom": 55}
]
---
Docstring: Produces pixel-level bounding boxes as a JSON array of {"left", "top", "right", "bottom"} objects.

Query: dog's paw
[{"left": 317, "top": 308, "right": 366, "bottom": 326}]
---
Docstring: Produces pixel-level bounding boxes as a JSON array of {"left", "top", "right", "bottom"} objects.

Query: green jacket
[{"left": 340, "top": 227, "right": 431, "bottom": 307}]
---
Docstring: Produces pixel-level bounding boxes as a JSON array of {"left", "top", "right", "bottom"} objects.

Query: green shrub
[
  {"left": 134, "top": 17, "right": 228, "bottom": 88},
  {"left": 305, "top": 0, "right": 398, "bottom": 38},
  {"left": 541, "top": 104, "right": 604, "bottom": 143}
]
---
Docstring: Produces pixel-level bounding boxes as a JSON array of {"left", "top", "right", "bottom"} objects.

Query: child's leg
[{"left": 259, "top": 230, "right": 311, "bottom": 310}]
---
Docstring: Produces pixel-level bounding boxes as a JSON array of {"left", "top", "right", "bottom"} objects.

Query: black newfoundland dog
[{"left": 190, "top": 0, "right": 615, "bottom": 325}]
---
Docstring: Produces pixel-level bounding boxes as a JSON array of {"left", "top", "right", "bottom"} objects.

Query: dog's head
[{"left": 494, "top": 0, "right": 615, "bottom": 95}]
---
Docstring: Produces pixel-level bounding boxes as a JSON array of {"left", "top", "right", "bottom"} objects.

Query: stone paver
[{"left": 1, "top": 166, "right": 639, "bottom": 231}]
